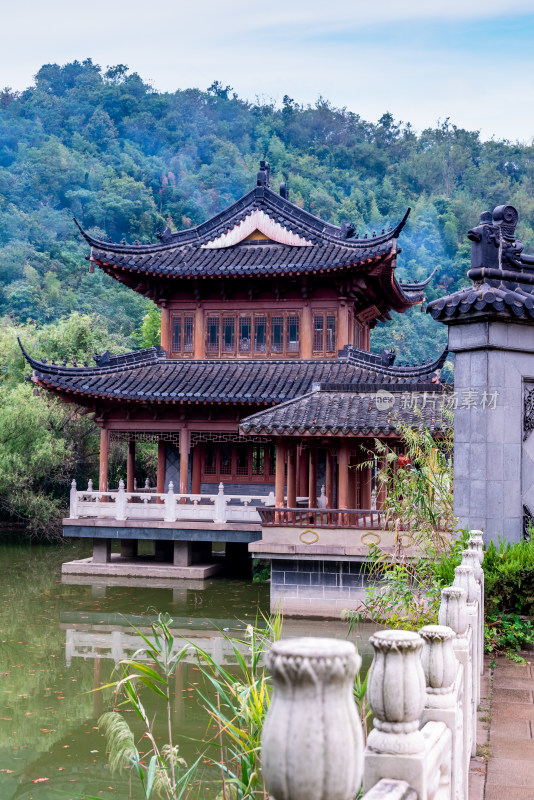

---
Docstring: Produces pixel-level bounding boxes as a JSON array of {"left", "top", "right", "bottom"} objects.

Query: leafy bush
[
  {"left": 483, "top": 537, "right": 534, "bottom": 617},
  {"left": 484, "top": 613, "right": 534, "bottom": 661}
]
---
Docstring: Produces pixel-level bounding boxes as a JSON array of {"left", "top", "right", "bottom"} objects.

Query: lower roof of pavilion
[{"left": 22, "top": 341, "right": 451, "bottom": 437}]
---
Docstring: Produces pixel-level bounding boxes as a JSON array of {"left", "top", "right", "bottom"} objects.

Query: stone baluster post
[
  {"left": 70, "top": 479, "right": 78, "bottom": 519},
  {"left": 462, "top": 548, "right": 484, "bottom": 676},
  {"left": 116, "top": 479, "right": 126, "bottom": 521},
  {"left": 364, "top": 630, "right": 432, "bottom": 796},
  {"left": 420, "top": 625, "right": 458, "bottom": 798},
  {"left": 439, "top": 586, "right": 471, "bottom": 794},
  {"left": 165, "top": 481, "right": 176, "bottom": 523},
  {"left": 214, "top": 482, "right": 227, "bottom": 523},
  {"left": 453, "top": 565, "right": 478, "bottom": 755},
  {"left": 262, "top": 637, "right": 363, "bottom": 800}
]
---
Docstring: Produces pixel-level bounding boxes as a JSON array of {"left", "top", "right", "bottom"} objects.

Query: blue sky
[{"left": 2, "top": 0, "right": 534, "bottom": 141}]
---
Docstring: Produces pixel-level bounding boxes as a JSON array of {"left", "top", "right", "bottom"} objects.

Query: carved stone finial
[
  {"left": 419, "top": 625, "right": 457, "bottom": 709},
  {"left": 262, "top": 637, "right": 363, "bottom": 800},
  {"left": 87, "top": 479, "right": 93, "bottom": 492},
  {"left": 453, "top": 565, "right": 477, "bottom": 605},
  {"left": 468, "top": 531, "right": 484, "bottom": 565},
  {"left": 118, "top": 478, "right": 125, "bottom": 490},
  {"left": 366, "top": 630, "right": 426, "bottom": 755},
  {"left": 438, "top": 586, "right": 468, "bottom": 639},
  {"left": 461, "top": 549, "right": 482, "bottom": 582}
]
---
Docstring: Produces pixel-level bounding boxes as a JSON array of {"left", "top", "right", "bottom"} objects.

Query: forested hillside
[{"left": 2, "top": 59, "right": 534, "bottom": 360}]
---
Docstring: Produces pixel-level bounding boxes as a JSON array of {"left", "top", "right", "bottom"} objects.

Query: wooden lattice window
[
  {"left": 171, "top": 314, "right": 194, "bottom": 356},
  {"left": 200, "top": 443, "right": 275, "bottom": 483},
  {"left": 204, "top": 312, "right": 301, "bottom": 357},
  {"left": 313, "top": 313, "right": 336, "bottom": 355}
]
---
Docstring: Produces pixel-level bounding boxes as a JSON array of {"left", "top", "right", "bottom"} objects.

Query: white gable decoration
[{"left": 202, "top": 209, "right": 313, "bottom": 249}]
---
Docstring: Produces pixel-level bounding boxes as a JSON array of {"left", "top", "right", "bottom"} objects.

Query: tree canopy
[{"left": 3, "top": 60, "right": 534, "bottom": 360}]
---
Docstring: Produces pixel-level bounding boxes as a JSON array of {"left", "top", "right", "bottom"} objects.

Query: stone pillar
[
  {"left": 308, "top": 447, "right": 318, "bottom": 507},
  {"left": 262, "top": 638, "right": 363, "bottom": 800},
  {"left": 160, "top": 305, "right": 171, "bottom": 352},
  {"left": 157, "top": 439, "right": 166, "bottom": 495},
  {"left": 275, "top": 440, "right": 286, "bottom": 508},
  {"left": 126, "top": 439, "right": 135, "bottom": 493},
  {"left": 173, "top": 541, "right": 192, "bottom": 566},
  {"left": 93, "top": 538, "right": 111, "bottom": 564},
  {"left": 99, "top": 428, "right": 109, "bottom": 492},
  {"left": 192, "top": 444, "right": 201, "bottom": 494},
  {"left": 338, "top": 441, "right": 350, "bottom": 509},
  {"left": 179, "top": 429, "right": 191, "bottom": 496}
]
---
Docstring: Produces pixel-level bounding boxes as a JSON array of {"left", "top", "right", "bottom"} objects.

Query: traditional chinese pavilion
[{"left": 23, "top": 162, "right": 447, "bottom": 594}]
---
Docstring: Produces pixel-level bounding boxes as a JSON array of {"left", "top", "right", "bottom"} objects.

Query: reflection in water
[{"left": 0, "top": 540, "right": 377, "bottom": 799}]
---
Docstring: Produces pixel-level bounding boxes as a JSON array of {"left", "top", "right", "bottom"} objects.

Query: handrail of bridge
[
  {"left": 261, "top": 531, "right": 485, "bottom": 800},
  {"left": 69, "top": 479, "right": 273, "bottom": 524}
]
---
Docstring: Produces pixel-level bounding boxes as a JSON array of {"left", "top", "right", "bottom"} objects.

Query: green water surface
[{"left": 0, "top": 539, "right": 375, "bottom": 800}]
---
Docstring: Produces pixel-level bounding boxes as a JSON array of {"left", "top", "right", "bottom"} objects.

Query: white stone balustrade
[
  {"left": 262, "top": 535, "right": 485, "bottom": 800},
  {"left": 69, "top": 479, "right": 274, "bottom": 524},
  {"left": 262, "top": 637, "right": 363, "bottom": 800}
]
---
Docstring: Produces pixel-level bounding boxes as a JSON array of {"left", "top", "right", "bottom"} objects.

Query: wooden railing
[
  {"left": 261, "top": 532, "right": 485, "bottom": 800},
  {"left": 257, "top": 507, "right": 388, "bottom": 529}
]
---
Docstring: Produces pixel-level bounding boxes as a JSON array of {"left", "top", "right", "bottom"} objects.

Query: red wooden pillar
[
  {"left": 361, "top": 441, "right": 373, "bottom": 509},
  {"left": 126, "top": 439, "right": 135, "bottom": 493},
  {"left": 99, "top": 427, "right": 109, "bottom": 492},
  {"left": 308, "top": 447, "right": 317, "bottom": 508},
  {"left": 192, "top": 444, "right": 201, "bottom": 494},
  {"left": 161, "top": 305, "right": 171, "bottom": 352},
  {"left": 301, "top": 303, "right": 312, "bottom": 359},
  {"left": 325, "top": 450, "right": 334, "bottom": 508},
  {"left": 298, "top": 447, "right": 308, "bottom": 498},
  {"left": 157, "top": 439, "right": 166, "bottom": 497},
  {"left": 287, "top": 445, "right": 297, "bottom": 509},
  {"left": 377, "top": 453, "right": 388, "bottom": 511},
  {"left": 180, "top": 429, "right": 191, "bottom": 497},
  {"left": 275, "top": 441, "right": 286, "bottom": 508},
  {"left": 338, "top": 441, "right": 350, "bottom": 509}
]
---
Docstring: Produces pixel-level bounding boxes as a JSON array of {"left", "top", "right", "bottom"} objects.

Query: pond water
[{"left": 0, "top": 539, "right": 377, "bottom": 800}]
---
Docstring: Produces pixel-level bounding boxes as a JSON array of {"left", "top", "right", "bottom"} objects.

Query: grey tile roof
[
  {"left": 427, "top": 281, "right": 534, "bottom": 322},
  {"left": 239, "top": 387, "right": 450, "bottom": 436},
  {"left": 22, "top": 343, "right": 447, "bottom": 407},
  {"left": 76, "top": 187, "right": 429, "bottom": 302}
]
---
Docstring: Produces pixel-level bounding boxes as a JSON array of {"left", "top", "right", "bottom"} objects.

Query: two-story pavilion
[{"left": 23, "top": 163, "right": 445, "bottom": 580}]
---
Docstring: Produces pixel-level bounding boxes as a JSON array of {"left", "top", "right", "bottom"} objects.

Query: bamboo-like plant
[{"left": 97, "top": 614, "right": 197, "bottom": 800}]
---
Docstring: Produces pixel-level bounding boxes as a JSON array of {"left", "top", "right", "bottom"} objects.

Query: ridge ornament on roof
[{"left": 428, "top": 204, "right": 534, "bottom": 323}]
